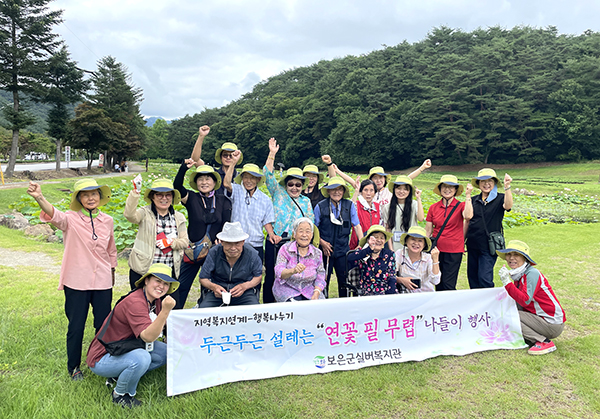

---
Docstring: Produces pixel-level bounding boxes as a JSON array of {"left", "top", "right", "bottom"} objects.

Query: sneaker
[
  {"left": 112, "top": 392, "right": 142, "bottom": 408},
  {"left": 70, "top": 366, "right": 84, "bottom": 381},
  {"left": 528, "top": 340, "right": 557, "bottom": 355}
]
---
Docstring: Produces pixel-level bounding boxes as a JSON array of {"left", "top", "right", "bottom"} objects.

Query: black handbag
[
  {"left": 97, "top": 290, "right": 147, "bottom": 356},
  {"left": 479, "top": 204, "right": 505, "bottom": 255}
]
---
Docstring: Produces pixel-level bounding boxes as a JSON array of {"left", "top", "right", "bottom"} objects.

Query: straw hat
[
  {"left": 302, "top": 164, "right": 324, "bottom": 185},
  {"left": 234, "top": 163, "right": 265, "bottom": 187},
  {"left": 471, "top": 168, "right": 500, "bottom": 189},
  {"left": 215, "top": 142, "right": 243, "bottom": 165},
  {"left": 400, "top": 226, "right": 432, "bottom": 252},
  {"left": 135, "top": 263, "right": 179, "bottom": 294},
  {"left": 359, "top": 224, "right": 393, "bottom": 248},
  {"left": 320, "top": 176, "right": 350, "bottom": 199},
  {"left": 278, "top": 167, "right": 308, "bottom": 189},
  {"left": 433, "top": 175, "right": 464, "bottom": 197},
  {"left": 69, "top": 179, "right": 111, "bottom": 211},
  {"left": 496, "top": 240, "right": 536, "bottom": 265},
  {"left": 188, "top": 165, "right": 222, "bottom": 191},
  {"left": 144, "top": 179, "right": 181, "bottom": 205},
  {"left": 387, "top": 175, "right": 415, "bottom": 196}
]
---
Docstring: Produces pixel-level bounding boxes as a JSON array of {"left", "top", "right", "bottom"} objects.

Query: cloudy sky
[{"left": 51, "top": 0, "right": 600, "bottom": 120}]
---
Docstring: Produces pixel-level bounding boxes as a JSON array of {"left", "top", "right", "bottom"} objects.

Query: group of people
[{"left": 26, "top": 126, "right": 565, "bottom": 408}]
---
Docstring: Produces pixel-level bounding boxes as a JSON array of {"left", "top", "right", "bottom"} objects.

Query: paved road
[{"left": 1, "top": 160, "right": 100, "bottom": 172}]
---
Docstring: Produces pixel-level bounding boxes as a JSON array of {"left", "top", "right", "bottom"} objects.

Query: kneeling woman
[
  {"left": 348, "top": 225, "right": 397, "bottom": 296},
  {"left": 395, "top": 226, "right": 440, "bottom": 293},
  {"left": 497, "top": 240, "right": 566, "bottom": 355},
  {"left": 273, "top": 218, "right": 326, "bottom": 301},
  {"left": 86, "top": 264, "right": 178, "bottom": 408}
]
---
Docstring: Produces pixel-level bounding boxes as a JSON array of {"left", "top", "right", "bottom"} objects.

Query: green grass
[{"left": 1, "top": 223, "right": 599, "bottom": 418}]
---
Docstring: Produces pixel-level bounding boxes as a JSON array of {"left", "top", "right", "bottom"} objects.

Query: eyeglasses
[
  {"left": 221, "top": 153, "right": 234, "bottom": 159},
  {"left": 287, "top": 182, "right": 303, "bottom": 188}
]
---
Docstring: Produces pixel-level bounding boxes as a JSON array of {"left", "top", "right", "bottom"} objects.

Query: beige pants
[{"left": 519, "top": 309, "right": 564, "bottom": 343}]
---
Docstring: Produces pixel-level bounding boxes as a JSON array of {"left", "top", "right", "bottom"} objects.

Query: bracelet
[
  {"left": 432, "top": 262, "right": 439, "bottom": 265},
  {"left": 267, "top": 156, "right": 275, "bottom": 161},
  {"left": 326, "top": 162, "right": 333, "bottom": 166},
  {"left": 314, "top": 288, "right": 321, "bottom": 294},
  {"left": 505, "top": 186, "right": 511, "bottom": 190}
]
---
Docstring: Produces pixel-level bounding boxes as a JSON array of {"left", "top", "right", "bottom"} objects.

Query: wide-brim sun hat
[
  {"left": 497, "top": 240, "right": 537, "bottom": 265},
  {"left": 471, "top": 168, "right": 500, "bottom": 189},
  {"left": 387, "top": 175, "right": 415, "bottom": 196},
  {"left": 302, "top": 164, "right": 324, "bottom": 185},
  {"left": 216, "top": 221, "right": 249, "bottom": 242},
  {"left": 144, "top": 179, "right": 181, "bottom": 205},
  {"left": 188, "top": 165, "right": 222, "bottom": 191},
  {"left": 400, "top": 226, "right": 432, "bottom": 252},
  {"left": 234, "top": 163, "right": 265, "bottom": 187},
  {"left": 135, "top": 263, "right": 180, "bottom": 294},
  {"left": 368, "top": 166, "right": 391, "bottom": 184},
  {"left": 359, "top": 224, "right": 393, "bottom": 248},
  {"left": 320, "top": 176, "right": 350, "bottom": 199},
  {"left": 279, "top": 167, "right": 308, "bottom": 189},
  {"left": 215, "top": 142, "right": 243, "bottom": 165},
  {"left": 70, "top": 179, "right": 111, "bottom": 211},
  {"left": 433, "top": 174, "right": 464, "bottom": 197}
]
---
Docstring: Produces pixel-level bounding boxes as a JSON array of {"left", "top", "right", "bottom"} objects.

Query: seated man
[{"left": 198, "top": 222, "right": 263, "bottom": 307}]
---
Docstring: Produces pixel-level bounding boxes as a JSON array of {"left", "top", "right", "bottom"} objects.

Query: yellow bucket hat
[
  {"left": 471, "top": 168, "right": 500, "bottom": 189},
  {"left": 400, "top": 226, "right": 432, "bottom": 252},
  {"left": 320, "top": 176, "right": 351, "bottom": 199},
  {"left": 359, "top": 224, "right": 393, "bottom": 248},
  {"left": 433, "top": 175, "right": 464, "bottom": 197},
  {"left": 387, "top": 175, "right": 415, "bottom": 196},
  {"left": 234, "top": 163, "right": 265, "bottom": 187},
  {"left": 279, "top": 167, "right": 308, "bottom": 189},
  {"left": 496, "top": 240, "right": 536, "bottom": 265},
  {"left": 70, "top": 179, "right": 111, "bottom": 211},
  {"left": 188, "top": 165, "right": 222, "bottom": 191},
  {"left": 368, "top": 166, "right": 391, "bottom": 184},
  {"left": 144, "top": 179, "right": 181, "bottom": 205},
  {"left": 302, "top": 164, "right": 325, "bottom": 185},
  {"left": 134, "top": 263, "right": 180, "bottom": 294},
  {"left": 215, "top": 142, "right": 243, "bottom": 165}
]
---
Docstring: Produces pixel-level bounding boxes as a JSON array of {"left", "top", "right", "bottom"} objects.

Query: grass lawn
[{"left": 1, "top": 222, "right": 599, "bottom": 418}]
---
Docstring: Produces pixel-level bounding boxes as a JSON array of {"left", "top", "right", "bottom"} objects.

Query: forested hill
[{"left": 167, "top": 25, "right": 600, "bottom": 171}]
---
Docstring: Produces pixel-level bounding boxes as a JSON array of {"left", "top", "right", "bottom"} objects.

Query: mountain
[{"left": 144, "top": 116, "right": 173, "bottom": 127}]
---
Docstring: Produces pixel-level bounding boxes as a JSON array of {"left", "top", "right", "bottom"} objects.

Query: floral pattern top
[
  {"left": 348, "top": 247, "right": 397, "bottom": 296},
  {"left": 273, "top": 241, "right": 326, "bottom": 301}
]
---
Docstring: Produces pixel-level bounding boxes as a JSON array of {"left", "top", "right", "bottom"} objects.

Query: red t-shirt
[
  {"left": 86, "top": 288, "right": 161, "bottom": 368},
  {"left": 426, "top": 199, "right": 466, "bottom": 253},
  {"left": 350, "top": 200, "right": 381, "bottom": 249}
]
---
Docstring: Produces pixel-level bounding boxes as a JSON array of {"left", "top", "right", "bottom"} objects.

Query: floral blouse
[
  {"left": 273, "top": 241, "right": 326, "bottom": 301},
  {"left": 348, "top": 247, "right": 397, "bottom": 296}
]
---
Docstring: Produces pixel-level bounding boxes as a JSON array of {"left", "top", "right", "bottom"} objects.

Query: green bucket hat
[
  {"left": 234, "top": 163, "right": 265, "bottom": 187},
  {"left": 215, "top": 142, "right": 243, "bottom": 165},
  {"left": 368, "top": 166, "right": 392, "bottom": 184},
  {"left": 70, "top": 179, "right": 111, "bottom": 211},
  {"left": 433, "top": 175, "right": 464, "bottom": 197},
  {"left": 144, "top": 179, "right": 181, "bottom": 205},
  {"left": 134, "top": 263, "right": 180, "bottom": 294},
  {"left": 302, "top": 164, "right": 324, "bottom": 185},
  {"left": 279, "top": 167, "right": 308, "bottom": 189},
  {"left": 471, "top": 168, "right": 500, "bottom": 189},
  {"left": 359, "top": 224, "right": 393, "bottom": 248},
  {"left": 400, "top": 226, "right": 432, "bottom": 252},
  {"left": 388, "top": 175, "right": 415, "bottom": 196},
  {"left": 497, "top": 240, "right": 537, "bottom": 265},
  {"left": 188, "top": 165, "right": 222, "bottom": 191},
  {"left": 320, "top": 176, "right": 351, "bottom": 199}
]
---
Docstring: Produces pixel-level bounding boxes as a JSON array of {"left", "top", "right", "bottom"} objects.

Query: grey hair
[{"left": 292, "top": 217, "right": 314, "bottom": 234}]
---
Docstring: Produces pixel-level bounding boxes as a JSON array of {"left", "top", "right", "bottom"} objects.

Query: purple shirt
[{"left": 273, "top": 241, "right": 326, "bottom": 302}]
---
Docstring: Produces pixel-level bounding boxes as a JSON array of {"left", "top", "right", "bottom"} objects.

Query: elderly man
[{"left": 197, "top": 222, "right": 263, "bottom": 307}]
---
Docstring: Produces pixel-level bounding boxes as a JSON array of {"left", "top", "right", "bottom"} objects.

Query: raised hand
[
  {"left": 198, "top": 125, "right": 210, "bottom": 137},
  {"left": 268, "top": 137, "right": 279, "bottom": 154},
  {"left": 27, "top": 181, "right": 42, "bottom": 199}
]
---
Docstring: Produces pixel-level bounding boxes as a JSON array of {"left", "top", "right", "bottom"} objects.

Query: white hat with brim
[
  {"left": 135, "top": 263, "right": 179, "bottom": 294},
  {"left": 216, "top": 222, "right": 249, "bottom": 242}
]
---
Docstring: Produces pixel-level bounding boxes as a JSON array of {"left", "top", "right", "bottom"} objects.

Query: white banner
[{"left": 167, "top": 288, "right": 526, "bottom": 396}]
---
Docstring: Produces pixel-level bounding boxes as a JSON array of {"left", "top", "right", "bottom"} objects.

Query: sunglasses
[
  {"left": 221, "top": 153, "right": 234, "bottom": 159},
  {"left": 287, "top": 182, "right": 303, "bottom": 188}
]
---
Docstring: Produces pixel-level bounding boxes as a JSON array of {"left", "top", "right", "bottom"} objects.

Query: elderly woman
[
  {"left": 497, "top": 240, "right": 565, "bottom": 355},
  {"left": 466, "top": 168, "right": 513, "bottom": 289},
  {"left": 274, "top": 218, "right": 326, "bottom": 301},
  {"left": 425, "top": 175, "right": 473, "bottom": 291},
  {"left": 263, "top": 137, "right": 314, "bottom": 303},
  {"left": 348, "top": 225, "right": 396, "bottom": 296},
  {"left": 381, "top": 175, "right": 424, "bottom": 252},
  {"left": 301, "top": 164, "right": 326, "bottom": 208},
  {"left": 395, "top": 226, "right": 441, "bottom": 293},
  {"left": 27, "top": 179, "right": 116, "bottom": 381},
  {"left": 173, "top": 161, "right": 232, "bottom": 309},
  {"left": 124, "top": 177, "right": 188, "bottom": 293},
  {"left": 87, "top": 263, "right": 178, "bottom": 408}
]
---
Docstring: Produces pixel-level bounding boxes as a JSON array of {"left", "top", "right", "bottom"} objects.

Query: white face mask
[
  {"left": 330, "top": 211, "right": 343, "bottom": 226},
  {"left": 509, "top": 262, "right": 529, "bottom": 280}
]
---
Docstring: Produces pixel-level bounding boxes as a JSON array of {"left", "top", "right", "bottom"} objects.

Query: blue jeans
[
  {"left": 90, "top": 342, "right": 166, "bottom": 396},
  {"left": 467, "top": 247, "right": 497, "bottom": 289}
]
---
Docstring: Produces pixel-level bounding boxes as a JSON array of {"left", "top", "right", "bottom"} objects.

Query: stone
[
  {"left": 47, "top": 234, "right": 62, "bottom": 244},
  {"left": 118, "top": 248, "right": 132, "bottom": 260},
  {"left": 24, "top": 224, "right": 54, "bottom": 238},
  {"left": 0, "top": 211, "right": 30, "bottom": 230}
]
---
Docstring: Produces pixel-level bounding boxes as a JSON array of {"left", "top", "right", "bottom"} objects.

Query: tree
[
  {"left": 43, "top": 46, "right": 88, "bottom": 171},
  {"left": 0, "top": 0, "right": 63, "bottom": 177}
]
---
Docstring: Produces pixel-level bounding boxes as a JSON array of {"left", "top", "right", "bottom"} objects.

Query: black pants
[
  {"left": 263, "top": 240, "right": 278, "bottom": 303},
  {"left": 435, "top": 252, "right": 463, "bottom": 291},
  {"left": 64, "top": 286, "right": 112, "bottom": 372},
  {"left": 325, "top": 253, "right": 348, "bottom": 298}
]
